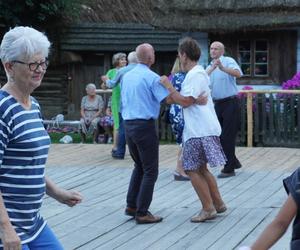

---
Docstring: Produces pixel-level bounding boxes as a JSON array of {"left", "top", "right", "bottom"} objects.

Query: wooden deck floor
[{"left": 43, "top": 144, "right": 300, "bottom": 250}]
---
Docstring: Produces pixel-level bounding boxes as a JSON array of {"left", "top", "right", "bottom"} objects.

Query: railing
[
  {"left": 239, "top": 90, "right": 300, "bottom": 147},
  {"left": 96, "top": 89, "right": 300, "bottom": 148}
]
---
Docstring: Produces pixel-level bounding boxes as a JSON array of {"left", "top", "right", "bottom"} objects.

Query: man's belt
[{"left": 213, "top": 95, "right": 237, "bottom": 104}]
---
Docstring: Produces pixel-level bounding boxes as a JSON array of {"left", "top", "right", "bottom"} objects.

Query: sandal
[
  {"left": 215, "top": 203, "right": 227, "bottom": 214},
  {"left": 174, "top": 171, "right": 190, "bottom": 181},
  {"left": 190, "top": 209, "right": 217, "bottom": 223}
]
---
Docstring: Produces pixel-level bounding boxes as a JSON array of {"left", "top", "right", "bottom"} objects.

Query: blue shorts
[{"left": 22, "top": 224, "right": 63, "bottom": 250}]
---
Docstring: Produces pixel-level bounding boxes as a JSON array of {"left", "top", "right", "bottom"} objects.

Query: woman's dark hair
[{"left": 178, "top": 37, "right": 201, "bottom": 61}]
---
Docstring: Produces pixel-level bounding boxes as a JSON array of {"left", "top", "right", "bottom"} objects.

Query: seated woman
[{"left": 80, "top": 83, "right": 104, "bottom": 143}]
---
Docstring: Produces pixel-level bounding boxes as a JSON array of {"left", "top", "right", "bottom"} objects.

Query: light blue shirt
[
  {"left": 121, "top": 63, "right": 169, "bottom": 120},
  {"left": 106, "top": 63, "right": 137, "bottom": 88},
  {"left": 207, "top": 56, "right": 243, "bottom": 100}
]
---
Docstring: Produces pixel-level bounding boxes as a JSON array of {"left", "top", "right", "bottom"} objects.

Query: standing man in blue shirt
[
  {"left": 206, "top": 41, "right": 243, "bottom": 178},
  {"left": 101, "top": 51, "right": 138, "bottom": 159}
]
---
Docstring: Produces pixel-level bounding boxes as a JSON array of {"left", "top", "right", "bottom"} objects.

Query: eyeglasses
[{"left": 12, "top": 59, "right": 49, "bottom": 72}]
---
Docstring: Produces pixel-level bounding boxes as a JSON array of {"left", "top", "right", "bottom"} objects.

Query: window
[{"left": 238, "top": 40, "right": 269, "bottom": 77}]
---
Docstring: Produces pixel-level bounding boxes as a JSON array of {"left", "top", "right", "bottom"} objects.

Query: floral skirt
[{"left": 182, "top": 136, "right": 227, "bottom": 171}]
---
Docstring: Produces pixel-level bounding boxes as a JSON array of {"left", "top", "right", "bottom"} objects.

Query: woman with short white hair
[
  {"left": 0, "top": 26, "right": 82, "bottom": 250},
  {"left": 80, "top": 83, "right": 104, "bottom": 143}
]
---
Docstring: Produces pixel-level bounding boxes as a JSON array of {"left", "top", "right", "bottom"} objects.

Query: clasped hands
[{"left": 211, "top": 59, "right": 225, "bottom": 71}]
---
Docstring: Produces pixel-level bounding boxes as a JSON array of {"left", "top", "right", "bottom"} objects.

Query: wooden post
[{"left": 247, "top": 92, "right": 253, "bottom": 147}]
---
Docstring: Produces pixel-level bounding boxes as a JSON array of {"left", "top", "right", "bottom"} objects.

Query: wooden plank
[
  {"left": 207, "top": 208, "right": 272, "bottom": 250},
  {"left": 237, "top": 208, "right": 292, "bottom": 250},
  {"left": 168, "top": 208, "right": 248, "bottom": 249},
  {"left": 41, "top": 145, "right": 300, "bottom": 249}
]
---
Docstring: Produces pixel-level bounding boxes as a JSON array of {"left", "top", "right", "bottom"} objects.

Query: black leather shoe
[
  {"left": 125, "top": 207, "right": 136, "bottom": 217},
  {"left": 234, "top": 162, "right": 242, "bottom": 169},
  {"left": 135, "top": 211, "right": 163, "bottom": 224}
]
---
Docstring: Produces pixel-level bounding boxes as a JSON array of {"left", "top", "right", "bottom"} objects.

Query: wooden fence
[
  {"left": 238, "top": 90, "right": 300, "bottom": 147},
  {"left": 159, "top": 90, "right": 300, "bottom": 148},
  {"left": 96, "top": 89, "right": 300, "bottom": 147}
]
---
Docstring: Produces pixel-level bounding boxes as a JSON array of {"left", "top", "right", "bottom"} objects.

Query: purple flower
[
  {"left": 238, "top": 85, "right": 255, "bottom": 99},
  {"left": 278, "top": 71, "right": 300, "bottom": 98}
]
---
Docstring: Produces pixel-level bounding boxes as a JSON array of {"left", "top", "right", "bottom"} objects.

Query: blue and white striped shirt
[{"left": 0, "top": 90, "right": 50, "bottom": 245}]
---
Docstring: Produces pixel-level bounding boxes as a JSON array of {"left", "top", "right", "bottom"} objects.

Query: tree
[{"left": 0, "top": 0, "right": 83, "bottom": 30}]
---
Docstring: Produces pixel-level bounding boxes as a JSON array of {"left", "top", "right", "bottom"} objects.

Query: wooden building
[
  {"left": 59, "top": 23, "right": 183, "bottom": 119},
  {"left": 1, "top": 0, "right": 300, "bottom": 119},
  {"left": 152, "top": 0, "right": 300, "bottom": 85}
]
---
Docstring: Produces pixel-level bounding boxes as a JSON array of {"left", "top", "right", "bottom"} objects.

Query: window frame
[{"left": 238, "top": 39, "right": 269, "bottom": 78}]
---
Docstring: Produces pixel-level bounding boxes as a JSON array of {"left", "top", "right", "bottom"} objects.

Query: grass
[{"left": 49, "top": 132, "right": 91, "bottom": 143}]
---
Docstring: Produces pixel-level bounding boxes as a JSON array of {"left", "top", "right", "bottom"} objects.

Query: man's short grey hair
[
  {"left": 112, "top": 52, "right": 126, "bottom": 67},
  {"left": 86, "top": 83, "right": 96, "bottom": 90},
  {"left": 0, "top": 26, "right": 51, "bottom": 63},
  {"left": 127, "top": 51, "right": 138, "bottom": 64}
]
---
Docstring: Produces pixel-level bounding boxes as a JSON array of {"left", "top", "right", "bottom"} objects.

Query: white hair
[
  {"left": 0, "top": 26, "right": 51, "bottom": 63},
  {"left": 127, "top": 51, "right": 138, "bottom": 64},
  {"left": 86, "top": 83, "right": 96, "bottom": 90}
]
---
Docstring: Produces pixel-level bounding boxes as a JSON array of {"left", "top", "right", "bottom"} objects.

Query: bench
[{"left": 43, "top": 120, "right": 82, "bottom": 131}]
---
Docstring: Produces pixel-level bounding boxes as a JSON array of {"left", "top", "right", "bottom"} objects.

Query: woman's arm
[
  {"left": 45, "top": 176, "right": 83, "bottom": 207},
  {"left": 80, "top": 96, "right": 86, "bottom": 119},
  {"left": 160, "top": 76, "right": 207, "bottom": 107},
  {"left": 251, "top": 194, "right": 297, "bottom": 250},
  {"left": 0, "top": 192, "right": 21, "bottom": 250},
  {"left": 80, "top": 108, "right": 85, "bottom": 119},
  {"left": 165, "top": 91, "right": 195, "bottom": 108}
]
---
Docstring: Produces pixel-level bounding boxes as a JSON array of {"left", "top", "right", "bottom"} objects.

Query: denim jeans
[
  {"left": 22, "top": 224, "right": 63, "bottom": 250},
  {"left": 124, "top": 119, "right": 159, "bottom": 216},
  {"left": 113, "top": 113, "right": 126, "bottom": 157}
]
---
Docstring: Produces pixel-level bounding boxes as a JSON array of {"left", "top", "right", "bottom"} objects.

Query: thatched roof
[
  {"left": 75, "top": 0, "right": 300, "bottom": 32},
  {"left": 151, "top": 0, "right": 300, "bottom": 31},
  {"left": 77, "top": 0, "right": 152, "bottom": 23},
  {"left": 73, "top": 0, "right": 300, "bottom": 33}
]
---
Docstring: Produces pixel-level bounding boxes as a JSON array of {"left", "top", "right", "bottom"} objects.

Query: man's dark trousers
[
  {"left": 124, "top": 119, "right": 158, "bottom": 216},
  {"left": 215, "top": 97, "right": 241, "bottom": 173}
]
